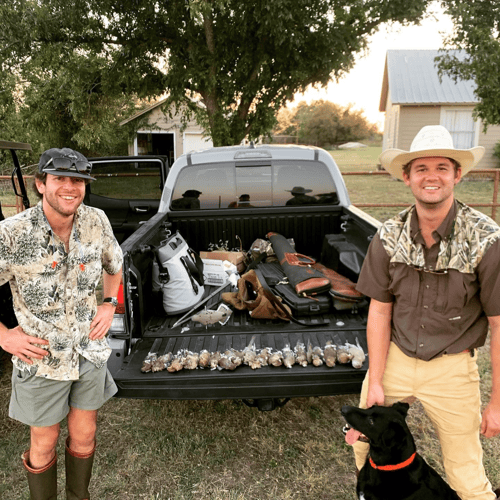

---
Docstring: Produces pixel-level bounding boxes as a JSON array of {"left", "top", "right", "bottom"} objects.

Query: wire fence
[{"left": 2, "top": 169, "right": 500, "bottom": 220}]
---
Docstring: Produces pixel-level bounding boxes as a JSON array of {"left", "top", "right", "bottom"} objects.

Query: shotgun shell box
[
  {"left": 200, "top": 251, "right": 246, "bottom": 273},
  {"left": 202, "top": 259, "right": 227, "bottom": 286}
]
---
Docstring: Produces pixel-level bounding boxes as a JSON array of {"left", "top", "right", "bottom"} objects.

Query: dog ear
[
  {"left": 381, "top": 420, "right": 408, "bottom": 449},
  {"left": 393, "top": 402, "right": 410, "bottom": 418}
]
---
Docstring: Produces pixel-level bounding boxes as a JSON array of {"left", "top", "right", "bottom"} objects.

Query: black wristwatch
[{"left": 103, "top": 297, "right": 118, "bottom": 307}]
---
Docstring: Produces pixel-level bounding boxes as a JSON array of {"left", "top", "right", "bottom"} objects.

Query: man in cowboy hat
[
  {"left": 171, "top": 189, "right": 202, "bottom": 209},
  {"left": 0, "top": 147, "right": 123, "bottom": 499},
  {"left": 285, "top": 186, "right": 317, "bottom": 206},
  {"left": 347, "top": 125, "right": 500, "bottom": 499}
]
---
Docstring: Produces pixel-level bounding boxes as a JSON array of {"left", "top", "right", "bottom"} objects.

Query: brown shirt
[{"left": 357, "top": 201, "right": 500, "bottom": 361}]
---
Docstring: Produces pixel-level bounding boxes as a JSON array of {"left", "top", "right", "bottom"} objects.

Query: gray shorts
[{"left": 9, "top": 355, "right": 118, "bottom": 427}]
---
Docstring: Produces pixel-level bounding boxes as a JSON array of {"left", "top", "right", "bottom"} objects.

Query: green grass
[
  {"left": 1, "top": 344, "right": 499, "bottom": 499},
  {"left": 90, "top": 175, "right": 163, "bottom": 200}
]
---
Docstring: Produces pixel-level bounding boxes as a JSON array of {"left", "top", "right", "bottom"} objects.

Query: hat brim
[
  {"left": 379, "top": 147, "right": 485, "bottom": 181},
  {"left": 43, "top": 168, "right": 95, "bottom": 181}
]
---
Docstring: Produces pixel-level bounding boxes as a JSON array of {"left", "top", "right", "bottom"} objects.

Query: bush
[{"left": 493, "top": 141, "right": 500, "bottom": 166}]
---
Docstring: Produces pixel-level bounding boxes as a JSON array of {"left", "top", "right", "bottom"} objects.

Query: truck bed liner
[{"left": 113, "top": 292, "right": 369, "bottom": 400}]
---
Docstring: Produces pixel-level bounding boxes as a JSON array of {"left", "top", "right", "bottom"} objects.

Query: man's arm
[
  {"left": 366, "top": 298, "right": 393, "bottom": 408},
  {"left": 481, "top": 315, "right": 500, "bottom": 438},
  {"left": 89, "top": 268, "right": 122, "bottom": 341},
  {"left": 0, "top": 322, "right": 49, "bottom": 364}
]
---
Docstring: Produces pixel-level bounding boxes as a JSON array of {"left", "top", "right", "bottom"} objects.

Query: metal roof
[{"left": 380, "top": 50, "right": 477, "bottom": 111}]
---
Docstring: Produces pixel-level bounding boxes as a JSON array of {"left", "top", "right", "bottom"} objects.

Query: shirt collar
[{"left": 410, "top": 199, "right": 457, "bottom": 245}]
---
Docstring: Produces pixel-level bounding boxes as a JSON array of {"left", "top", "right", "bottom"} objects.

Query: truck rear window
[{"left": 170, "top": 161, "right": 338, "bottom": 210}]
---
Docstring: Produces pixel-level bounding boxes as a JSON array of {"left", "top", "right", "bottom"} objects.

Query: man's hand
[
  {"left": 481, "top": 401, "right": 500, "bottom": 438},
  {"left": 366, "top": 382, "right": 386, "bottom": 408},
  {"left": 89, "top": 304, "right": 115, "bottom": 340},
  {"left": 0, "top": 326, "right": 49, "bottom": 364}
]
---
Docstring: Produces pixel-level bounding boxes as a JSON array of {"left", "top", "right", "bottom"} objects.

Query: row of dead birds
[{"left": 141, "top": 336, "right": 365, "bottom": 373}]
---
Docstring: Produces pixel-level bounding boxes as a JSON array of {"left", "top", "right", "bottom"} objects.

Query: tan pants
[{"left": 353, "top": 342, "right": 495, "bottom": 500}]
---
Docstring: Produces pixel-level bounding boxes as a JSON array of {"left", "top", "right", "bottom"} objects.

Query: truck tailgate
[{"left": 112, "top": 306, "right": 368, "bottom": 401}]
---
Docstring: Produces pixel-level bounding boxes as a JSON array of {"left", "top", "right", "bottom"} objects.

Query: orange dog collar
[{"left": 369, "top": 452, "right": 417, "bottom": 471}]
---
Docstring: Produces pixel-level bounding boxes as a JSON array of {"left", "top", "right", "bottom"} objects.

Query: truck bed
[
  {"left": 113, "top": 203, "right": 376, "bottom": 407},
  {"left": 112, "top": 284, "right": 369, "bottom": 402}
]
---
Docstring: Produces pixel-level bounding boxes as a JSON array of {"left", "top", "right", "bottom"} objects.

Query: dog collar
[{"left": 369, "top": 452, "right": 417, "bottom": 471}]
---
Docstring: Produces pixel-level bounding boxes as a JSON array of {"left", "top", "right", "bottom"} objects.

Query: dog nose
[{"left": 341, "top": 405, "right": 352, "bottom": 415}]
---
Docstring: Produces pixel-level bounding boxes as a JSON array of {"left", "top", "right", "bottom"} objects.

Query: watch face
[{"left": 104, "top": 297, "right": 118, "bottom": 307}]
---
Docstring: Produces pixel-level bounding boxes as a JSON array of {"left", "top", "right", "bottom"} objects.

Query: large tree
[
  {"left": 1, "top": 0, "right": 431, "bottom": 148},
  {"left": 438, "top": 1, "right": 500, "bottom": 128}
]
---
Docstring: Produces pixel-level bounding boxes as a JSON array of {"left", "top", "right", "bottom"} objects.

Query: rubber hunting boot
[{"left": 22, "top": 450, "right": 57, "bottom": 500}]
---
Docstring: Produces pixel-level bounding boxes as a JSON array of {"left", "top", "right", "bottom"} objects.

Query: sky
[{"left": 294, "top": 3, "right": 455, "bottom": 131}]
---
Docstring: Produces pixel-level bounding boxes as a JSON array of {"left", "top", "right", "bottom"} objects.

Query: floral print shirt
[{"left": 0, "top": 202, "right": 123, "bottom": 380}]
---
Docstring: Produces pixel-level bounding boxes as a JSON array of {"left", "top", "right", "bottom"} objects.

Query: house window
[{"left": 441, "top": 109, "right": 476, "bottom": 149}]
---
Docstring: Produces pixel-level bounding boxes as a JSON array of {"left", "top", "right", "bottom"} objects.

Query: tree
[
  {"left": 438, "top": 1, "right": 500, "bottom": 128},
  {"left": 274, "top": 100, "right": 379, "bottom": 147},
  {"left": 1, "top": 0, "right": 432, "bottom": 148}
]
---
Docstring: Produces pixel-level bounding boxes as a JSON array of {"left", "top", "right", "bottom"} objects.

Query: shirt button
[
  {"left": 423, "top": 305, "right": 428, "bottom": 309},
  {"left": 426, "top": 285, "right": 430, "bottom": 289},
  {"left": 419, "top": 343, "right": 424, "bottom": 347},
  {"left": 421, "top": 325, "right": 425, "bottom": 329}
]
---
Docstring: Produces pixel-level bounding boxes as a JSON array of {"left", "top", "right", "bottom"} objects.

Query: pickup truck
[
  {"left": 1, "top": 142, "right": 379, "bottom": 410},
  {"left": 101, "top": 144, "right": 381, "bottom": 410}
]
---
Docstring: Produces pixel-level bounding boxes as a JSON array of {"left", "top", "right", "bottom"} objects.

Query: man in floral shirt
[{"left": 0, "top": 148, "right": 123, "bottom": 500}]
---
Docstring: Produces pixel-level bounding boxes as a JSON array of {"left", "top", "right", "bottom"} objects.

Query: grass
[
  {"left": 1, "top": 145, "right": 500, "bottom": 498},
  {"left": 1, "top": 344, "right": 499, "bottom": 499}
]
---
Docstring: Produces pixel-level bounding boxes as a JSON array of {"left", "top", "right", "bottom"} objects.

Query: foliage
[
  {"left": 493, "top": 142, "right": 500, "bottom": 167},
  {"left": 438, "top": 1, "right": 500, "bottom": 129},
  {"left": 275, "top": 100, "right": 380, "bottom": 147},
  {"left": 0, "top": 0, "right": 432, "bottom": 149}
]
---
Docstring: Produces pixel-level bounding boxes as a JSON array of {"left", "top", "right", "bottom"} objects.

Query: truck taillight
[
  {"left": 109, "top": 279, "right": 126, "bottom": 335},
  {"left": 115, "top": 280, "right": 125, "bottom": 314}
]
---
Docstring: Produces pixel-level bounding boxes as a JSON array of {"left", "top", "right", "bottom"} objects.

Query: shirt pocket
[
  {"left": 388, "top": 263, "right": 419, "bottom": 305},
  {"left": 434, "top": 270, "right": 476, "bottom": 317}
]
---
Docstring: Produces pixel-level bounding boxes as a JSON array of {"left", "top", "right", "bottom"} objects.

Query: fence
[
  {"left": 342, "top": 168, "right": 500, "bottom": 220},
  {"left": 2, "top": 169, "right": 500, "bottom": 220},
  {"left": 0, "top": 175, "right": 31, "bottom": 214}
]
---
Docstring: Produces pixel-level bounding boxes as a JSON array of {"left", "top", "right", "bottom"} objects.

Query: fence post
[{"left": 493, "top": 170, "right": 499, "bottom": 221}]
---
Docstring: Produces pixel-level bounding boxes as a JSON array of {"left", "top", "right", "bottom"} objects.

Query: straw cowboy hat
[
  {"left": 379, "top": 125, "right": 485, "bottom": 181},
  {"left": 286, "top": 186, "right": 313, "bottom": 195}
]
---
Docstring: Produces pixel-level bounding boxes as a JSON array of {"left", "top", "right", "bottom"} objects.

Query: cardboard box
[
  {"left": 202, "top": 259, "right": 228, "bottom": 286},
  {"left": 200, "top": 251, "right": 246, "bottom": 273}
]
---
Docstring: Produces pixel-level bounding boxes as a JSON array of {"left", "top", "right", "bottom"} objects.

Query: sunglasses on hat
[{"left": 42, "top": 156, "right": 93, "bottom": 174}]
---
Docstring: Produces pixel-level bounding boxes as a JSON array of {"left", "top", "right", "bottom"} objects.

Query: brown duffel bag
[{"left": 222, "top": 270, "right": 292, "bottom": 321}]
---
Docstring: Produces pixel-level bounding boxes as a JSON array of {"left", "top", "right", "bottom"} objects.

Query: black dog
[{"left": 342, "top": 402, "right": 460, "bottom": 500}]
